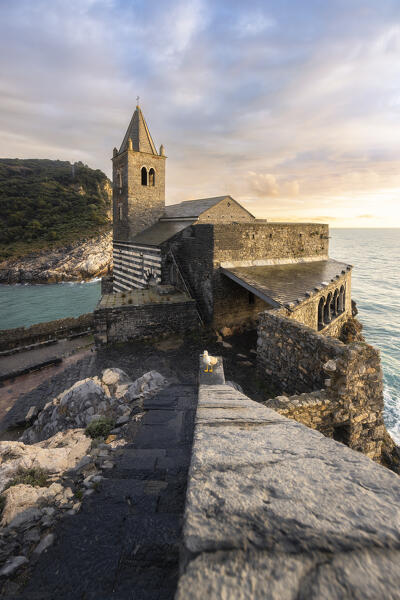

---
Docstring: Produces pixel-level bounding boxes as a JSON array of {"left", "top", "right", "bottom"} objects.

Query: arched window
[
  {"left": 117, "top": 170, "right": 122, "bottom": 189},
  {"left": 324, "top": 293, "right": 332, "bottom": 324},
  {"left": 149, "top": 168, "right": 155, "bottom": 186},
  {"left": 332, "top": 289, "right": 339, "bottom": 318},
  {"left": 339, "top": 285, "right": 345, "bottom": 312},
  {"left": 141, "top": 167, "right": 148, "bottom": 186},
  {"left": 318, "top": 297, "right": 325, "bottom": 330},
  {"left": 118, "top": 204, "right": 123, "bottom": 220}
]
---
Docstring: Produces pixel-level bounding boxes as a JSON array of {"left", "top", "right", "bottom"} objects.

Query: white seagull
[{"left": 202, "top": 350, "right": 218, "bottom": 373}]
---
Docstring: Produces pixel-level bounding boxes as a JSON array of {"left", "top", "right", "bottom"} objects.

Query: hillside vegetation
[{"left": 0, "top": 159, "right": 112, "bottom": 260}]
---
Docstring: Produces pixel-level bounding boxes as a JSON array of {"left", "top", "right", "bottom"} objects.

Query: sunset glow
[{"left": 1, "top": 1, "right": 400, "bottom": 226}]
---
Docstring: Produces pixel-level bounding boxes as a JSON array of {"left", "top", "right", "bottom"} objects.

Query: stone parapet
[
  {"left": 176, "top": 382, "right": 400, "bottom": 599},
  {"left": 0, "top": 314, "right": 94, "bottom": 354}
]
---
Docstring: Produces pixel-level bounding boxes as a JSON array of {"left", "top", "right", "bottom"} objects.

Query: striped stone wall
[{"left": 113, "top": 241, "right": 161, "bottom": 292}]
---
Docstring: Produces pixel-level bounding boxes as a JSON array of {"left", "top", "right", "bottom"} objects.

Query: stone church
[{"left": 98, "top": 104, "right": 353, "bottom": 342}]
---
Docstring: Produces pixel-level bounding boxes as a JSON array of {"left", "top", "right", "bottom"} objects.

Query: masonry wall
[
  {"left": 277, "top": 270, "right": 352, "bottom": 331},
  {"left": 112, "top": 149, "right": 165, "bottom": 241},
  {"left": 257, "top": 310, "right": 390, "bottom": 463},
  {"left": 164, "top": 222, "right": 330, "bottom": 326},
  {"left": 163, "top": 225, "right": 215, "bottom": 322},
  {"left": 196, "top": 197, "right": 255, "bottom": 223},
  {"left": 0, "top": 314, "right": 93, "bottom": 354},
  {"left": 212, "top": 222, "right": 329, "bottom": 266},
  {"left": 212, "top": 273, "right": 271, "bottom": 329},
  {"left": 94, "top": 300, "right": 199, "bottom": 345}
]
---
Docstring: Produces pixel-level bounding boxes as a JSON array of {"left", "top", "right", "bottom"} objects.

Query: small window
[
  {"left": 248, "top": 291, "right": 255, "bottom": 305},
  {"left": 149, "top": 168, "right": 155, "bottom": 186},
  {"left": 141, "top": 167, "right": 148, "bottom": 186},
  {"left": 119, "top": 205, "right": 123, "bottom": 220}
]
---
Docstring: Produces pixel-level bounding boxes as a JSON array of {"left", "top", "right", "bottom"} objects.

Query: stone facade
[
  {"left": 195, "top": 197, "right": 255, "bottom": 223},
  {"left": 273, "top": 270, "right": 352, "bottom": 332},
  {"left": 165, "top": 222, "right": 332, "bottom": 328},
  {"left": 94, "top": 292, "right": 200, "bottom": 346},
  {"left": 257, "top": 310, "right": 394, "bottom": 466},
  {"left": 112, "top": 149, "right": 166, "bottom": 242},
  {"left": 212, "top": 222, "right": 329, "bottom": 266}
]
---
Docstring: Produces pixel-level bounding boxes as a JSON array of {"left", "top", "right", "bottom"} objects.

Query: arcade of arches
[{"left": 318, "top": 285, "right": 346, "bottom": 331}]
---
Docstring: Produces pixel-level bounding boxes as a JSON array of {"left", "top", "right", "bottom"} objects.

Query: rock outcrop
[
  {"left": 0, "top": 367, "right": 170, "bottom": 580},
  {"left": 0, "top": 232, "right": 112, "bottom": 283}
]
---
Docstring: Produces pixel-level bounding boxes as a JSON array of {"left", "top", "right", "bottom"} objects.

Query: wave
[{"left": 384, "top": 386, "right": 400, "bottom": 445}]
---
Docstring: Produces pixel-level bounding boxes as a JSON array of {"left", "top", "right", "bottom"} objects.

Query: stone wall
[
  {"left": 101, "top": 275, "right": 114, "bottom": 295},
  {"left": 176, "top": 381, "right": 400, "bottom": 599},
  {"left": 0, "top": 314, "right": 94, "bottom": 353},
  {"left": 163, "top": 225, "right": 215, "bottom": 322},
  {"left": 279, "top": 270, "right": 352, "bottom": 331},
  {"left": 196, "top": 197, "right": 255, "bottom": 223},
  {"left": 94, "top": 299, "right": 200, "bottom": 346},
  {"left": 212, "top": 222, "right": 329, "bottom": 266},
  {"left": 164, "top": 222, "right": 329, "bottom": 327},
  {"left": 257, "top": 310, "right": 394, "bottom": 465}
]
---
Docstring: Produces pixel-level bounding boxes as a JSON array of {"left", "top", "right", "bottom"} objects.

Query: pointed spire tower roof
[{"left": 119, "top": 104, "right": 158, "bottom": 155}]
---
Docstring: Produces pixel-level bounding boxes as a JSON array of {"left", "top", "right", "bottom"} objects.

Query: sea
[{"left": 0, "top": 228, "right": 399, "bottom": 442}]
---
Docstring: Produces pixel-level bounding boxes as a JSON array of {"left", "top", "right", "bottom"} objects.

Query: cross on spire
[{"left": 136, "top": 96, "right": 140, "bottom": 107}]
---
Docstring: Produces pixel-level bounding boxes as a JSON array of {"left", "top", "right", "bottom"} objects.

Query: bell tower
[{"left": 112, "top": 103, "right": 166, "bottom": 242}]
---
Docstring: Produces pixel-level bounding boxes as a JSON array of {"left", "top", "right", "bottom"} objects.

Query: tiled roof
[
  {"left": 163, "top": 196, "right": 232, "bottom": 219},
  {"left": 221, "top": 259, "right": 352, "bottom": 307},
  {"left": 131, "top": 220, "right": 194, "bottom": 246}
]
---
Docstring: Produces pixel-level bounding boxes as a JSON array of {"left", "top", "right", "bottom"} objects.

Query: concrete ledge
[{"left": 176, "top": 384, "right": 400, "bottom": 599}]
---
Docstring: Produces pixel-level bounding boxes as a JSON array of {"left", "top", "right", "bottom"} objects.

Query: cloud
[{"left": 0, "top": 0, "right": 400, "bottom": 225}]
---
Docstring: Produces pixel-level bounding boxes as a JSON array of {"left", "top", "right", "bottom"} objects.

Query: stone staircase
[{"left": 13, "top": 384, "right": 197, "bottom": 600}]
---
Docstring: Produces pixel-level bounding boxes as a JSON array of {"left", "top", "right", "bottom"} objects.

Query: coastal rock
[{"left": 0, "top": 232, "right": 112, "bottom": 284}]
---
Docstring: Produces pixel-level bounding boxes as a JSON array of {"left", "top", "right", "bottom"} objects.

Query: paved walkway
[
  {"left": 12, "top": 383, "right": 197, "bottom": 600},
  {"left": 0, "top": 335, "right": 94, "bottom": 381}
]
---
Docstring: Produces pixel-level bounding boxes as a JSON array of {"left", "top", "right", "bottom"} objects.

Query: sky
[{"left": 1, "top": 0, "right": 400, "bottom": 227}]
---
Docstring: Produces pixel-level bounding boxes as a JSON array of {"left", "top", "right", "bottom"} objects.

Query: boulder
[
  {"left": 124, "top": 371, "right": 168, "bottom": 401},
  {"left": 1, "top": 482, "right": 69, "bottom": 527},
  {"left": 21, "top": 379, "right": 118, "bottom": 443},
  {"left": 0, "top": 556, "right": 28, "bottom": 577},
  {"left": 0, "top": 430, "right": 91, "bottom": 492}
]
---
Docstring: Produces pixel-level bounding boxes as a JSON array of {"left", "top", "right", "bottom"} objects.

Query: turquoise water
[
  {"left": 0, "top": 229, "right": 399, "bottom": 442},
  {"left": 330, "top": 229, "right": 400, "bottom": 444},
  {"left": 0, "top": 279, "right": 101, "bottom": 330}
]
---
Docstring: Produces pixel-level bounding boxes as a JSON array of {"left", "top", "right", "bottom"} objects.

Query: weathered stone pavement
[
  {"left": 0, "top": 336, "right": 94, "bottom": 382},
  {"left": 9, "top": 383, "right": 197, "bottom": 600}
]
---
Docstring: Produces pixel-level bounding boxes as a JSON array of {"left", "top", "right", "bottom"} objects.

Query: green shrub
[
  {"left": 85, "top": 417, "right": 114, "bottom": 439},
  {"left": 4, "top": 467, "right": 50, "bottom": 490}
]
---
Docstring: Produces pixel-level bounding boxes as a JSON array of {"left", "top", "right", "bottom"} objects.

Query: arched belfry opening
[
  {"left": 149, "top": 168, "right": 155, "bottom": 186},
  {"left": 141, "top": 167, "right": 148, "bottom": 186}
]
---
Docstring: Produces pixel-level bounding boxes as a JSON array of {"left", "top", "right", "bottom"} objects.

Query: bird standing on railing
[{"left": 202, "top": 350, "right": 218, "bottom": 373}]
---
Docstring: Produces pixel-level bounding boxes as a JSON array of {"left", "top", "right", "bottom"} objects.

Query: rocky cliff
[{"left": 0, "top": 232, "right": 112, "bottom": 283}]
